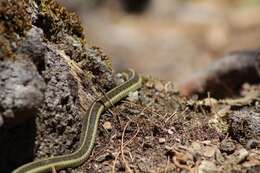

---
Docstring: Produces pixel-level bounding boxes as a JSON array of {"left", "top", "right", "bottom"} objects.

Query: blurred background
[{"left": 57, "top": 0, "right": 260, "bottom": 84}]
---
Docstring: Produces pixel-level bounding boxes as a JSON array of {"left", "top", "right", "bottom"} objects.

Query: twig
[
  {"left": 112, "top": 120, "right": 140, "bottom": 173},
  {"left": 112, "top": 152, "right": 121, "bottom": 173},
  {"left": 121, "top": 100, "right": 165, "bottom": 118},
  {"left": 164, "top": 108, "right": 178, "bottom": 123},
  {"left": 164, "top": 156, "right": 170, "bottom": 173}
]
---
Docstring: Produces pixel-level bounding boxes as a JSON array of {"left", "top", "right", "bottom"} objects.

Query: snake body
[{"left": 13, "top": 69, "right": 142, "bottom": 173}]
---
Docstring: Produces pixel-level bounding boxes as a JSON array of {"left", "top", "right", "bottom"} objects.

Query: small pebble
[
  {"left": 127, "top": 91, "right": 139, "bottom": 102},
  {"left": 115, "top": 73, "right": 125, "bottom": 85},
  {"left": 145, "top": 81, "right": 154, "bottom": 88},
  {"left": 154, "top": 81, "right": 164, "bottom": 91},
  {"left": 167, "top": 129, "right": 174, "bottom": 135},
  {"left": 159, "top": 138, "right": 166, "bottom": 144},
  {"left": 103, "top": 121, "right": 112, "bottom": 130},
  {"left": 236, "top": 148, "right": 249, "bottom": 163}
]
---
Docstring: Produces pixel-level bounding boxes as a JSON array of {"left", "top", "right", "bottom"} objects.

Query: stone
[
  {"left": 103, "top": 121, "right": 112, "bottom": 130},
  {"left": 159, "top": 138, "right": 166, "bottom": 144},
  {"left": 198, "top": 160, "right": 220, "bottom": 173},
  {"left": 154, "top": 81, "right": 164, "bottom": 91},
  {"left": 127, "top": 91, "right": 139, "bottom": 102}
]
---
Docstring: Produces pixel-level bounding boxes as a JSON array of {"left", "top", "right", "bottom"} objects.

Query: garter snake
[{"left": 13, "top": 69, "right": 142, "bottom": 173}]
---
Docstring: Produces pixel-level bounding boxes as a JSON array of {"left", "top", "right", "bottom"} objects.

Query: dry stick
[
  {"left": 164, "top": 108, "right": 178, "bottom": 123},
  {"left": 112, "top": 120, "right": 140, "bottom": 173},
  {"left": 121, "top": 121, "right": 138, "bottom": 173},
  {"left": 112, "top": 152, "right": 121, "bottom": 173},
  {"left": 121, "top": 100, "right": 165, "bottom": 118},
  {"left": 198, "top": 104, "right": 207, "bottom": 117},
  {"left": 122, "top": 121, "right": 140, "bottom": 172},
  {"left": 128, "top": 151, "right": 134, "bottom": 162},
  {"left": 162, "top": 113, "right": 168, "bottom": 121},
  {"left": 164, "top": 156, "right": 170, "bottom": 173}
]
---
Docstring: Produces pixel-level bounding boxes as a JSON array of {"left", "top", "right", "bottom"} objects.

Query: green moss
[
  {"left": 0, "top": 0, "right": 87, "bottom": 59},
  {"left": 36, "top": 0, "right": 85, "bottom": 43}
]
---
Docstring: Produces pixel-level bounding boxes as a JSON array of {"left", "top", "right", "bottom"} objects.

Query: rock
[
  {"left": 167, "top": 129, "right": 174, "bottom": 135},
  {"left": 127, "top": 91, "right": 139, "bottom": 102},
  {"left": 159, "top": 137, "right": 166, "bottom": 144},
  {"left": 0, "top": 58, "right": 46, "bottom": 126},
  {"left": 145, "top": 81, "right": 154, "bottom": 88},
  {"left": 220, "top": 139, "right": 236, "bottom": 154},
  {"left": 139, "top": 91, "right": 152, "bottom": 105},
  {"left": 203, "top": 145, "right": 217, "bottom": 158},
  {"left": 228, "top": 110, "right": 260, "bottom": 145},
  {"left": 235, "top": 148, "right": 249, "bottom": 164},
  {"left": 191, "top": 141, "right": 202, "bottom": 152},
  {"left": 198, "top": 160, "right": 220, "bottom": 173},
  {"left": 103, "top": 121, "right": 112, "bottom": 130},
  {"left": 154, "top": 81, "right": 164, "bottom": 91}
]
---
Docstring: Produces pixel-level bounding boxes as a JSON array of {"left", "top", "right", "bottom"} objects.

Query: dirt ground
[
  {"left": 0, "top": 1, "right": 259, "bottom": 173},
  {"left": 78, "top": 79, "right": 260, "bottom": 173}
]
